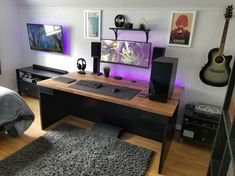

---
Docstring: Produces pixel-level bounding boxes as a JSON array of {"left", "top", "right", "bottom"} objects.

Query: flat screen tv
[
  {"left": 26, "top": 23, "right": 64, "bottom": 53},
  {"left": 100, "top": 39, "right": 151, "bottom": 68}
]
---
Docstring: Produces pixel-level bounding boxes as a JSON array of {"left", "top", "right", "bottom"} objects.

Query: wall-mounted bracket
[{"left": 109, "top": 27, "right": 151, "bottom": 42}]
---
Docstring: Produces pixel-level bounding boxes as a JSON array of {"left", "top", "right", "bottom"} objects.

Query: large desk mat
[{"left": 69, "top": 80, "right": 141, "bottom": 100}]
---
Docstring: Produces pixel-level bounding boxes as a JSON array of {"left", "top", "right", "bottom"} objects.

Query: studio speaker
[
  {"left": 148, "top": 57, "right": 178, "bottom": 103},
  {"left": 91, "top": 42, "right": 101, "bottom": 74},
  {"left": 152, "top": 47, "right": 166, "bottom": 61}
]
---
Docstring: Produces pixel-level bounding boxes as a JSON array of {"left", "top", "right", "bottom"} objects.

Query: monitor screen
[
  {"left": 101, "top": 39, "right": 151, "bottom": 68},
  {"left": 26, "top": 23, "right": 64, "bottom": 53}
]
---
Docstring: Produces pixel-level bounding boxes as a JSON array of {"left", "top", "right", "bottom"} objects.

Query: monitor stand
[
  {"left": 92, "top": 122, "right": 122, "bottom": 138},
  {"left": 91, "top": 72, "right": 103, "bottom": 76},
  {"left": 114, "top": 76, "right": 122, "bottom": 80},
  {"left": 78, "top": 70, "right": 86, "bottom": 74}
]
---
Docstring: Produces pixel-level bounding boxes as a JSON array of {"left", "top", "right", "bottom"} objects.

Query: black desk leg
[
  {"left": 39, "top": 87, "right": 68, "bottom": 129},
  {"left": 16, "top": 70, "right": 22, "bottom": 96},
  {"left": 158, "top": 104, "right": 179, "bottom": 173}
]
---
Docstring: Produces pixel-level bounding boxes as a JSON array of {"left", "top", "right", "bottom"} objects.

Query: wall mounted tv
[
  {"left": 26, "top": 23, "right": 64, "bottom": 53},
  {"left": 101, "top": 39, "right": 151, "bottom": 68}
]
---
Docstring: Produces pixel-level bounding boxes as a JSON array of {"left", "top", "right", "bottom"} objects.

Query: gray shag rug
[{"left": 0, "top": 123, "right": 153, "bottom": 176}]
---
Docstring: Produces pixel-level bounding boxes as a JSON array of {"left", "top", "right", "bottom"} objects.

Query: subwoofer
[
  {"left": 152, "top": 47, "right": 166, "bottom": 61},
  {"left": 148, "top": 57, "right": 178, "bottom": 103},
  {"left": 91, "top": 42, "right": 101, "bottom": 74}
]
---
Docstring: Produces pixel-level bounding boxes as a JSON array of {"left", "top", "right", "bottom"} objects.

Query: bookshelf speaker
[
  {"left": 152, "top": 47, "right": 166, "bottom": 61},
  {"left": 91, "top": 42, "right": 101, "bottom": 74}
]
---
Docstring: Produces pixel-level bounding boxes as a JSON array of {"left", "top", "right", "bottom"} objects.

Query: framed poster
[
  {"left": 84, "top": 10, "right": 101, "bottom": 40},
  {"left": 168, "top": 11, "right": 196, "bottom": 47}
]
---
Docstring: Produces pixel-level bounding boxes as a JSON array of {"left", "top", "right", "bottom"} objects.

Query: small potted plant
[{"left": 103, "top": 66, "right": 110, "bottom": 77}]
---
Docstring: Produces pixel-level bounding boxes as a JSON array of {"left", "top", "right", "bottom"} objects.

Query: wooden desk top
[{"left": 37, "top": 72, "right": 184, "bottom": 117}]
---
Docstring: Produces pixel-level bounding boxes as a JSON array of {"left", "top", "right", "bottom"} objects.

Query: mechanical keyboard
[{"left": 75, "top": 80, "right": 103, "bottom": 89}]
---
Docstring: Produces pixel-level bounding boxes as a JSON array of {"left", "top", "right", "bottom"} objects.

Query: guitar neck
[{"left": 218, "top": 19, "right": 230, "bottom": 55}]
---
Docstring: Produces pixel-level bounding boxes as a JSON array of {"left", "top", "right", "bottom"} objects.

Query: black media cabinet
[
  {"left": 16, "top": 64, "right": 68, "bottom": 98},
  {"left": 181, "top": 104, "right": 220, "bottom": 146}
]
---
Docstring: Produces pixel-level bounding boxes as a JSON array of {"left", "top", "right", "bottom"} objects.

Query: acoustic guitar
[{"left": 199, "top": 5, "right": 233, "bottom": 87}]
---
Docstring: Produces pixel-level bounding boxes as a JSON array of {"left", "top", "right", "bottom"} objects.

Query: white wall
[
  {"left": 0, "top": 0, "right": 23, "bottom": 90},
  {"left": 20, "top": 6, "right": 235, "bottom": 127},
  {"left": 18, "top": 0, "right": 235, "bottom": 9}
]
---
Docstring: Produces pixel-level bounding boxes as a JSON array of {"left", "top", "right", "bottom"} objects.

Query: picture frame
[
  {"left": 84, "top": 10, "right": 101, "bottom": 40},
  {"left": 168, "top": 11, "right": 196, "bottom": 47}
]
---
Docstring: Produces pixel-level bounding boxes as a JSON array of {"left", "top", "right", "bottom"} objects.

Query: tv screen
[
  {"left": 101, "top": 39, "right": 151, "bottom": 68},
  {"left": 26, "top": 23, "right": 64, "bottom": 53}
]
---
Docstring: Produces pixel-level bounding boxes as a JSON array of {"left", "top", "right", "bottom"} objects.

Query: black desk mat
[
  {"left": 69, "top": 81, "right": 141, "bottom": 100},
  {"left": 53, "top": 76, "right": 76, "bottom": 83}
]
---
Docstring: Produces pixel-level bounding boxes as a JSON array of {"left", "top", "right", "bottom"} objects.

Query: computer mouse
[{"left": 112, "top": 88, "right": 120, "bottom": 93}]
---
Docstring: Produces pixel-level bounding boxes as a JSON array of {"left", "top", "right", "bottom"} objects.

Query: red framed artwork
[{"left": 168, "top": 11, "right": 196, "bottom": 47}]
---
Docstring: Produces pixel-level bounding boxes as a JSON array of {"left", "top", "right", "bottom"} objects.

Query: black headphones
[
  {"left": 114, "top": 15, "right": 125, "bottom": 27},
  {"left": 77, "top": 58, "right": 86, "bottom": 74}
]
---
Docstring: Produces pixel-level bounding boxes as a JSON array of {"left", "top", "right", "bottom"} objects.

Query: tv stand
[{"left": 16, "top": 65, "right": 68, "bottom": 98}]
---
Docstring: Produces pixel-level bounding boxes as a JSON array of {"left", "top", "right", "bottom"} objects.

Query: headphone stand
[{"left": 78, "top": 70, "right": 86, "bottom": 74}]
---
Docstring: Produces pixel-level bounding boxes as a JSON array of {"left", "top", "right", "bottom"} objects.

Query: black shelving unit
[
  {"left": 16, "top": 64, "right": 68, "bottom": 98},
  {"left": 207, "top": 61, "right": 235, "bottom": 175},
  {"left": 181, "top": 104, "right": 220, "bottom": 146},
  {"left": 109, "top": 27, "right": 151, "bottom": 42}
]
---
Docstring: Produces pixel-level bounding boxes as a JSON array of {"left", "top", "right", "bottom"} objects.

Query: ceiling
[{"left": 16, "top": 0, "right": 235, "bottom": 9}]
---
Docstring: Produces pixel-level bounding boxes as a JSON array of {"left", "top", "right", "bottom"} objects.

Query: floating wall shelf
[{"left": 109, "top": 27, "right": 151, "bottom": 43}]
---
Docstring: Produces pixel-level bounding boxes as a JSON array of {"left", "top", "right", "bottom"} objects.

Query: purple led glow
[
  {"left": 106, "top": 64, "right": 151, "bottom": 81},
  {"left": 106, "top": 63, "right": 181, "bottom": 87},
  {"left": 62, "top": 26, "right": 71, "bottom": 55},
  {"left": 110, "top": 67, "right": 181, "bottom": 87},
  {"left": 174, "top": 79, "right": 184, "bottom": 87}
]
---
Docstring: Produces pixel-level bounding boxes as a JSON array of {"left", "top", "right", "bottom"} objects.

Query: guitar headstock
[{"left": 225, "top": 5, "right": 233, "bottom": 19}]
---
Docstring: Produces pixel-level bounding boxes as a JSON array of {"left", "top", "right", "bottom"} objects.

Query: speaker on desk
[
  {"left": 91, "top": 42, "right": 101, "bottom": 74},
  {"left": 152, "top": 47, "right": 166, "bottom": 61},
  {"left": 148, "top": 57, "right": 178, "bottom": 103}
]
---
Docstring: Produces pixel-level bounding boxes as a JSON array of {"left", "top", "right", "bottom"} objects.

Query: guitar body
[{"left": 199, "top": 48, "right": 232, "bottom": 87}]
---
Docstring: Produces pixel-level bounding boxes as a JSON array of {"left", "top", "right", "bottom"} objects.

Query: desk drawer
[{"left": 19, "top": 81, "right": 39, "bottom": 98}]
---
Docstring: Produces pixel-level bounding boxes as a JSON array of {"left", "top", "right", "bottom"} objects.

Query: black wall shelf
[{"left": 109, "top": 27, "right": 151, "bottom": 42}]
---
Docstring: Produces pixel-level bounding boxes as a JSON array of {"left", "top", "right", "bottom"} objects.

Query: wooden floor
[{"left": 0, "top": 96, "right": 211, "bottom": 176}]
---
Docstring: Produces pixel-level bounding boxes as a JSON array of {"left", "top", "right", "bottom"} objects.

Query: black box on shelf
[{"left": 181, "top": 103, "right": 221, "bottom": 146}]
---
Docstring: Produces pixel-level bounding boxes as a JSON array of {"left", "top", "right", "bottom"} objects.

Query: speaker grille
[{"left": 91, "top": 42, "right": 101, "bottom": 58}]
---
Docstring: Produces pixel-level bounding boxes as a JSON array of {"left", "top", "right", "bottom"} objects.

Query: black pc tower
[{"left": 148, "top": 57, "right": 178, "bottom": 103}]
